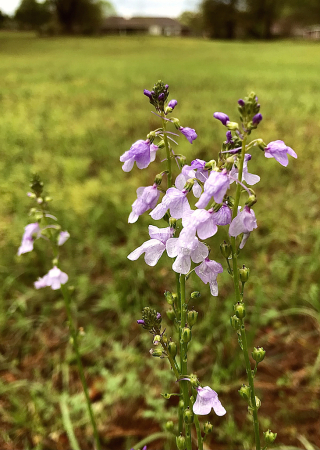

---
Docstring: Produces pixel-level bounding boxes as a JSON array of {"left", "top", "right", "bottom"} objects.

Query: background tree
[
  {"left": 201, "top": 0, "right": 239, "bottom": 39},
  {"left": 15, "top": 0, "right": 52, "bottom": 30},
  {"left": 179, "top": 11, "right": 203, "bottom": 36}
]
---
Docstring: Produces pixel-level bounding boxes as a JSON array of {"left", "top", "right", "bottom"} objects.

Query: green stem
[
  {"left": 179, "top": 275, "right": 192, "bottom": 450},
  {"left": 230, "top": 134, "right": 260, "bottom": 450},
  {"left": 191, "top": 393, "right": 203, "bottom": 450},
  {"left": 60, "top": 285, "right": 101, "bottom": 450},
  {"left": 162, "top": 117, "right": 173, "bottom": 188}
]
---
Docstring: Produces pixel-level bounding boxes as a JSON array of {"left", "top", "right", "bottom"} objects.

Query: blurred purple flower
[
  {"left": 166, "top": 234, "right": 208, "bottom": 274},
  {"left": 179, "top": 127, "right": 197, "bottom": 144},
  {"left": 213, "top": 112, "right": 230, "bottom": 126},
  {"left": 229, "top": 206, "right": 257, "bottom": 249},
  {"left": 193, "top": 386, "right": 226, "bottom": 416},
  {"left": 195, "top": 257, "right": 223, "bottom": 296},
  {"left": 143, "top": 89, "right": 152, "bottom": 98},
  {"left": 238, "top": 99, "right": 245, "bottom": 107},
  {"left": 18, "top": 222, "right": 40, "bottom": 256},
  {"left": 190, "top": 159, "right": 209, "bottom": 183},
  {"left": 226, "top": 131, "right": 233, "bottom": 144},
  {"left": 150, "top": 187, "right": 191, "bottom": 220},
  {"left": 137, "top": 319, "right": 145, "bottom": 325},
  {"left": 120, "top": 139, "right": 151, "bottom": 172},
  {"left": 168, "top": 99, "right": 177, "bottom": 109},
  {"left": 128, "top": 225, "right": 174, "bottom": 266},
  {"left": 195, "top": 170, "right": 230, "bottom": 208},
  {"left": 252, "top": 113, "right": 262, "bottom": 125},
  {"left": 58, "top": 231, "right": 70, "bottom": 246},
  {"left": 34, "top": 266, "right": 68, "bottom": 290},
  {"left": 264, "top": 140, "right": 297, "bottom": 167},
  {"left": 129, "top": 184, "right": 160, "bottom": 223},
  {"left": 230, "top": 154, "right": 260, "bottom": 186}
]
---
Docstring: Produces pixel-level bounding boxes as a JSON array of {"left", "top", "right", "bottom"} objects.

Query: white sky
[{"left": 0, "top": 0, "right": 200, "bottom": 18}]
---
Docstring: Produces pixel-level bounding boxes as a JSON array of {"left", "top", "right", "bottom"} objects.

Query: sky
[{"left": 0, "top": 0, "right": 200, "bottom": 18}]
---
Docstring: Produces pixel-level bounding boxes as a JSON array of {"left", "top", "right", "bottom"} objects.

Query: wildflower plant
[
  {"left": 122, "top": 81, "right": 296, "bottom": 449},
  {"left": 18, "top": 175, "right": 102, "bottom": 450}
]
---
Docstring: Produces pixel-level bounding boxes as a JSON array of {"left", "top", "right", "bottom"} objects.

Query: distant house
[
  {"left": 303, "top": 25, "right": 320, "bottom": 40},
  {"left": 101, "top": 16, "right": 188, "bottom": 36}
]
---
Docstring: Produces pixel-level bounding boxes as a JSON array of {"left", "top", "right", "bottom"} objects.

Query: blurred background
[{"left": 0, "top": 1, "right": 320, "bottom": 449}]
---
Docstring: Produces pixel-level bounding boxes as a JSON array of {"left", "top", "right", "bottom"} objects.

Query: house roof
[{"left": 102, "top": 16, "right": 182, "bottom": 30}]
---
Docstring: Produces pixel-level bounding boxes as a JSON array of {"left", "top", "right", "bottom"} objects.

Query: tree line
[{"left": 180, "top": 0, "right": 320, "bottom": 39}]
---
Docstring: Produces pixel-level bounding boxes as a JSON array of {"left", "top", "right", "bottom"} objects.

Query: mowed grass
[{"left": 0, "top": 32, "right": 320, "bottom": 449}]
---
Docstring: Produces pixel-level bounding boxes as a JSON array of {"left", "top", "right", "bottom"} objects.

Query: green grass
[{"left": 0, "top": 32, "right": 320, "bottom": 449}]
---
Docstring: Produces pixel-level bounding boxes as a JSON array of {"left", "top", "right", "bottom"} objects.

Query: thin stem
[
  {"left": 162, "top": 116, "right": 173, "bottom": 188},
  {"left": 179, "top": 275, "right": 192, "bottom": 450},
  {"left": 229, "top": 134, "right": 261, "bottom": 450},
  {"left": 60, "top": 285, "right": 101, "bottom": 450},
  {"left": 191, "top": 392, "right": 203, "bottom": 450}
]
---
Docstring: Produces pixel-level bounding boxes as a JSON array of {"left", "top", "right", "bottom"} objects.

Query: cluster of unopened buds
[{"left": 122, "top": 81, "right": 296, "bottom": 449}]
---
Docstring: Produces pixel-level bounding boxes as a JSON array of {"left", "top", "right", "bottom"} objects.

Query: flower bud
[
  {"left": 191, "top": 291, "right": 201, "bottom": 299},
  {"left": 203, "top": 422, "right": 214, "bottom": 434},
  {"left": 255, "top": 396, "right": 261, "bottom": 409},
  {"left": 225, "top": 156, "right": 235, "bottom": 171},
  {"left": 165, "top": 106, "right": 173, "bottom": 114},
  {"left": 172, "top": 118, "right": 181, "bottom": 129},
  {"left": 184, "top": 178, "right": 195, "bottom": 192},
  {"left": 183, "top": 408, "right": 194, "bottom": 424},
  {"left": 177, "top": 155, "right": 186, "bottom": 168},
  {"left": 168, "top": 341, "right": 177, "bottom": 358},
  {"left": 238, "top": 384, "right": 251, "bottom": 400},
  {"left": 239, "top": 265, "right": 250, "bottom": 283},
  {"left": 166, "top": 309, "right": 175, "bottom": 321},
  {"left": 164, "top": 291, "right": 174, "bottom": 305},
  {"left": 226, "top": 121, "right": 239, "bottom": 131},
  {"left": 176, "top": 435, "right": 186, "bottom": 450},
  {"left": 165, "top": 420, "right": 174, "bottom": 433},
  {"left": 234, "top": 302, "right": 246, "bottom": 319},
  {"left": 153, "top": 335, "right": 161, "bottom": 345},
  {"left": 187, "top": 310, "right": 198, "bottom": 327},
  {"left": 179, "top": 399, "right": 184, "bottom": 410},
  {"left": 230, "top": 314, "right": 241, "bottom": 331},
  {"left": 245, "top": 194, "right": 257, "bottom": 207},
  {"left": 189, "top": 373, "right": 199, "bottom": 387},
  {"left": 169, "top": 217, "right": 177, "bottom": 229},
  {"left": 204, "top": 160, "right": 216, "bottom": 170},
  {"left": 182, "top": 327, "right": 192, "bottom": 343},
  {"left": 264, "top": 430, "right": 277, "bottom": 444},
  {"left": 154, "top": 173, "right": 163, "bottom": 186},
  {"left": 220, "top": 241, "right": 231, "bottom": 259},
  {"left": 150, "top": 348, "right": 163, "bottom": 357},
  {"left": 252, "top": 347, "right": 266, "bottom": 363},
  {"left": 147, "top": 130, "right": 156, "bottom": 142},
  {"left": 157, "top": 140, "right": 166, "bottom": 149}
]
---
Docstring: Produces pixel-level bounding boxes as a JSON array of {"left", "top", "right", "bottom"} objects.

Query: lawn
[{"left": 0, "top": 32, "right": 320, "bottom": 449}]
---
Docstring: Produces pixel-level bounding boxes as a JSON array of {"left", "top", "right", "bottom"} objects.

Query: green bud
[
  {"left": 153, "top": 335, "right": 161, "bottom": 345},
  {"left": 165, "top": 106, "right": 173, "bottom": 114},
  {"left": 189, "top": 373, "right": 199, "bottom": 387},
  {"left": 234, "top": 302, "right": 246, "bottom": 319},
  {"left": 184, "top": 178, "right": 195, "bottom": 192},
  {"left": 226, "top": 121, "right": 239, "bottom": 131},
  {"left": 169, "top": 217, "right": 177, "bottom": 229},
  {"left": 37, "top": 197, "right": 43, "bottom": 204},
  {"left": 191, "top": 291, "right": 201, "bottom": 299},
  {"left": 52, "top": 258, "right": 59, "bottom": 266},
  {"left": 183, "top": 408, "right": 194, "bottom": 424},
  {"left": 225, "top": 156, "right": 235, "bottom": 171},
  {"left": 239, "top": 265, "right": 250, "bottom": 283},
  {"left": 147, "top": 130, "right": 156, "bottom": 142},
  {"left": 168, "top": 341, "right": 177, "bottom": 358},
  {"left": 252, "top": 347, "right": 266, "bottom": 363},
  {"left": 154, "top": 174, "right": 163, "bottom": 186},
  {"left": 150, "top": 348, "right": 163, "bottom": 357},
  {"left": 255, "top": 396, "right": 261, "bottom": 409},
  {"left": 238, "top": 384, "right": 251, "bottom": 400},
  {"left": 27, "top": 192, "right": 36, "bottom": 199},
  {"left": 166, "top": 309, "right": 175, "bottom": 321},
  {"left": 187, "top": 310, "right": 198, "bottom": 327},
  {"left": 179, "top": 399, "right": 184, "bottom": 410},
  {"left": 157, "top": 140, "right": 165, "bottom": 149},
  {"left": 230, "top": 314, "right": 241, "bottom": 331},
  {"left": 172, "top": 118, "right": 181, "bottom": 129},
  {"left": 203, "top": 422, "right": 213, "bottom": 434},
  {"left": 176, "top": 435, "right": 186, "bottom": 450},
  {"left": 177, "top": 155, "right": 186, "bottom": 168},
  {"left": 245, "top": 194, "right": 257, "bottom": 207},
  {"left": 165, "top": 420, "right": 174, "bottom": 433},
  {"left": 264, "top": 429, "right": 277, "bottom": 444},
  {"left": 164, "top": 291, "right": 174, "bottom": 305},
  {"left": 44, "top": 196, "right": 52, "bottom": 203},
  {"left": 182, "top": 327, "right": 192, "bottom": 343},
  {"left": 204, "top": 160, "right": 216, "bottom": 170},
  {"left": 220, "top": 241, "right": 231, "bottom": 259}
]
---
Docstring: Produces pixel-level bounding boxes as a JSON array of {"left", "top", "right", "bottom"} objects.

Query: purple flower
[
  {"left": 213, "top": 112, "right": 230, "bottom": 126},
  {"left": 195, "top": 170, "right": 230, "bottom": 209},
  {"left": 211, "top": 204, "right": 232, "bottom": 225},
  {"left": 137, "top": 319, "right": 145, "bottom": 325},
  {"left": 168, "top": 99, "right": 178, "bottom": 109},
  {"left": 166, "top": 234, "right": 208, "bottom": 274},
  {"left": 150, "top": 187, "right": 191, "bottom": 220},
  {"left": 182, "top": 209, "right": 218, "bottom": 240},
  {"left": 120, "top": 139, "right": 151, "bottom": 172},
  {"left": 195, "top": 257, "right": 223, "bottom": 296},
  {"left": 58, "top": 231, "right": 70, "bottom": 246},
  {"left": 150, "top": 143, "right": 159, "bottom": 162},
  {"left": 226, "top": 131, "right": 233, "bottom": 144},
  {"left": 34, "top": 266, "right": 68, "bottom": 290},
  {"left": 190, "top": 159, "right": 209, "bottom": 184},
  {"left": 18, "top": 223, "right": 41, "bottom": 256},
  {"left": 230, "top": 154, "right": 260, "bottom": 186},
  {"left": 238, "top": 99, "right": 245, "bottom": 107},
  {"left": 129, "top": 184, "right": 160, "bottom": 223},
  {"left": 193, "top": 386, "right": 226, "bottom": 416},
  {"left": 252, "top": 113, "right": 262, "bottom": 125},
  {"left": 175, "top": 165, "right": 202, "bottom": 198},
  {"left": 128, "top": 225, "right": 174, "bottom": 266},
  {"left": 179, "top": 127, "right": 197, "bottom": 144},
  {"left": 158, "top": 93, "right": 165, "bottom": 100},
  {"left": 143, "top": 89, "right": 152, "bottom": 98},
  {"left": 229, "top": 206, "right": 257, "bottom": 249},
  {"left": 264, "top": 140, "right": 297, "bottom": 167}
]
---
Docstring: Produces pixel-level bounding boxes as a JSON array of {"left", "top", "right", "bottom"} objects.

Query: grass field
[{"left": 0, "top": 32, "right": 320, "bottom": 450}]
